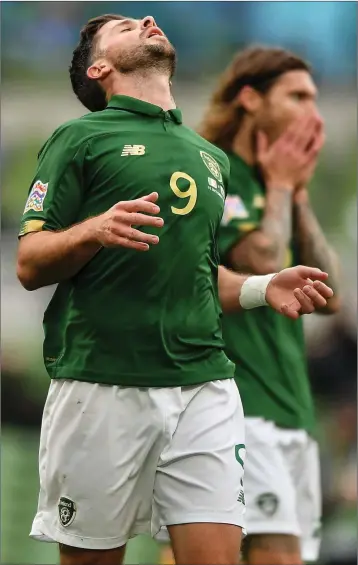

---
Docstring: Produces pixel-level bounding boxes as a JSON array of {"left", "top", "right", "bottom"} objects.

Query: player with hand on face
[
  {"left": 198, "top": 47, "right": 340, "bottom": 565},
  {"left": 17, "top": 18, "right": 334, "bottom": 565}
]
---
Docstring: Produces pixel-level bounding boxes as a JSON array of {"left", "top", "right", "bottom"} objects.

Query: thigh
[
  {"left": 295, "top": 438, "right": 322, "bottom": 563},
  {"left": 169, "top": 523, "right": 242, "bottom": 565},
  {"left": 243, "top": 418, "right": 300, "bottom": 538},
  {"left": 59, "top": 544, "right": 126, "bottom": 565},
  {"left": 32, "top": 380, "right": 163, "bottom": 550},
  {"left": 154, "top": 378, "right": 245, "bottom": 563},
  {"left": 242, "top": 534, "right": 301, "bottom": 565}
]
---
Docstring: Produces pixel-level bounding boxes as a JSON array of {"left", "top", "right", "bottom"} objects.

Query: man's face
[
  {"left": 254, "top": 70, "right": 320, "bottom": 142},
  {"left": 94, "top": 16, "right": 176, "bottom": 77}
]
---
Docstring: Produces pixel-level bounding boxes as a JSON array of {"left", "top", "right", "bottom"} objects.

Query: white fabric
[
  {"left": 243, "top": 417, "right": 322, "bottom": 562},
  {"left": 30, "top": 378, "right": 246, "bottom": 550},
  {"left": 239, "top": 274, "right": 276, "bottom": 309}
]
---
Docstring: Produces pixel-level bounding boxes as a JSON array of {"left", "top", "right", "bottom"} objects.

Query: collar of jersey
[{"left": 107, "top": 95, "right": 182, "bottom": 124}]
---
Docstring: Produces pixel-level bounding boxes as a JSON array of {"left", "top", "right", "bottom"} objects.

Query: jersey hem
[
  {"left": 46, "top": 367, "right": 235, "bottom": 388},
  {"left": 244, "top": 414, "right": 316, "bottom": 435}
]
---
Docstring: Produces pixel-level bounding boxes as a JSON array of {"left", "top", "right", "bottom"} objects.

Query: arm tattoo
[
  {"left": 294, "top": 201, "right": 340, "bottom": 293},
  {"left": 259, "top": 188, "right": 293, "bottom": 269}
]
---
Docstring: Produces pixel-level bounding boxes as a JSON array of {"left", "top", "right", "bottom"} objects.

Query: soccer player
[
  {"left": 17, "top": 17, "right": 333, "bottom": 565},
  {"left": 198, "top": 47, "right": 340, "bottom": 565}
]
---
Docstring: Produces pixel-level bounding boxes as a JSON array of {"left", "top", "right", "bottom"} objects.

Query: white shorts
[
  {"left": 243, "top": 417, "right": 322, "bottom": 562},
  {"left": 30, "top": 378, "right": 246, "bottom": 550}
]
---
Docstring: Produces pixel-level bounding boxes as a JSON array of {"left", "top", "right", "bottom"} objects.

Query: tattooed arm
[
  {"left": 293, "top": 188, "right": 340, "bottom": 314},
  {"left": 229, "top": 187, "right": 293, "bottom": 274},
  {"left": 228, "top": 115, "right": 321, "bottom": 275}
]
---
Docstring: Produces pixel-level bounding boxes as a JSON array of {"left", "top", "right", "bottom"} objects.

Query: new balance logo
[
  {"left": 121, "top": 145, "right": 146, "bottom": 156},
  {"left": 237, "top": 490, "right": 245, "bottom": 505}
]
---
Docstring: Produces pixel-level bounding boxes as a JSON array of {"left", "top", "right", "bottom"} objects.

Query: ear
[
  {"left": 234, "top": 85, "right": 263, "bottom": 114},
  {"left": 87, "top": 61, "right": 112, "bottom": 82}
]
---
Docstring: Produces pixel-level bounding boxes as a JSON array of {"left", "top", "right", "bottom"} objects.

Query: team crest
[
  {"left": 257, "top": 492, "right": 279, "bottom": 516},
  {"left": 58, "top": 496, "right": 77, "bottom": 527},
  {"left": 200, "top": 151, "right": 223, "bottom": 182},
  {"left": 221, "top": 195, "right": 249, "bottom": 225},
  {"left": 24, "top": 180, "right": 48, "bottom": 214}
]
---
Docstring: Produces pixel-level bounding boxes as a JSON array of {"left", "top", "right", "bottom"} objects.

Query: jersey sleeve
[
  {"left": 19, "top": 123, "right": 87, "bottom": 237},
  {"left": 218, "top": 186, "right": 259, "bottom": 265}
]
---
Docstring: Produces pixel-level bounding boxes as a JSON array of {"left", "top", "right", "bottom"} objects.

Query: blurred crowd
[
  {"left": 1, "top": 2, "right": 356, "bottom": 564},
  {"left": 2, "top": 1, "right": 357, "bottom": 83}
]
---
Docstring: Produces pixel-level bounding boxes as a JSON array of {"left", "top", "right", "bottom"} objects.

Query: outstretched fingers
[{"left": 295, "top": 266, "right": 329, "bottom": 281}]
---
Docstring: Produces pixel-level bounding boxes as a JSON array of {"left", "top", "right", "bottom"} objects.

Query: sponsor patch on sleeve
[
  {"left": 221, "top": 195, "right": 249, "bottom": 225},
  {"left": 24, "top": 180, "right": 48, "bottom": 214}
]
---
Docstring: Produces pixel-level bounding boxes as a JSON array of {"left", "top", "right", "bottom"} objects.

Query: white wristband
[{"left": 239, "top": 274, "right": 277, "bottom": 309}]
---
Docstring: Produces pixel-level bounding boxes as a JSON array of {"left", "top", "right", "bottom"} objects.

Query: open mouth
[{"left": 147, "top": 27, "right": 164, "bottom": 39}]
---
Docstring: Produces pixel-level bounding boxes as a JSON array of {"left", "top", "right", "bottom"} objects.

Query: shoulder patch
[
  {"left": 221, "top": 195, "right": 249, "bottom": 225},
  {"left": 24, "top": 180, "right": 48, "bottom": 214}
]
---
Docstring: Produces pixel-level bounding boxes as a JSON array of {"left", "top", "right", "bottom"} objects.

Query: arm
[
  {"left": 17, "top": 123, "right": 164, "bottom": 292},
  {"left": 17, "top": 221, "right": 101, "bottom": 291},
  {"left": 17, "top": 123, "right": 91, "bottom": 290},
  {"left": 293, "top": 189, "right": 340, "bottom": 313},
  {"left": 218, "top": 265, "right": 333, "bottom": 318},
  {"left": 228, "top": 116, "right": 322, "bottom": 275},
  {"left": 218, "top": 265, "right": 249, "bottom": 312},
  {"left": 229, "top": 187, "right": 293, "bottom": 274},
  {"left": 17, "top": 194, "right": 163, "bottom": 291}
]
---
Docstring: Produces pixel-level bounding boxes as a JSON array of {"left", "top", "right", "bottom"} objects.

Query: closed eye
[{"left": 290, "top": 91, "right": 316, "bottom": 102}]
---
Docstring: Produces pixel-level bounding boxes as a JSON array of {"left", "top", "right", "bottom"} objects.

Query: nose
[
  {"left": 140, "top": 16, "right": 157, "bottom": 29},
  {"left": 311, "top": 107, "right": 323, "bottom": 126}
]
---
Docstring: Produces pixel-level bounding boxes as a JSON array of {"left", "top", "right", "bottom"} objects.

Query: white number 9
[{"left": 170, "top": 172, "right": 197, "bottom": 216}]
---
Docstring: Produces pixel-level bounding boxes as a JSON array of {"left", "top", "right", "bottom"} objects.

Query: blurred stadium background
[{"left": 1, "top": 2, "right": 356, "bottom": 564}]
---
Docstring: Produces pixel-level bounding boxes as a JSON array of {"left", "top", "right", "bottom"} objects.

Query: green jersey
[
  {"left": 218, "top": 152, "right": 315, "bottom": 432},
  {"left": 19, "top": 95, "right": 235, "bottom": 388}
]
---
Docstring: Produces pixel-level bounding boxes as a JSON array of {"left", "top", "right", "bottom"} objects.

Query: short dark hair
[
  {"left": 69, "top": 14, "right": 125, "bottom": 112},
  {"left": 198, "top": 46, "right": 311, "bottom": 151}
]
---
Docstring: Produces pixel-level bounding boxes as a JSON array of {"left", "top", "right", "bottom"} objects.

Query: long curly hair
[{"left": 198, "top": 46, "right": 310, "bottom": 151}]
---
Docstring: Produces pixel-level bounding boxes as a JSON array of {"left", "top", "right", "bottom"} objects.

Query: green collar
[{"left": 107, "top": 95, "right": 182, "bottom": 124}]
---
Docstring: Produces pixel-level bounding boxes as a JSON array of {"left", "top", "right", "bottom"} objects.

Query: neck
[
  {"left": 231, "top": 120, "right": 256, "bottom": 166},
  {"left": 106, "top": 70, "right": 175, "bottom": 111}
]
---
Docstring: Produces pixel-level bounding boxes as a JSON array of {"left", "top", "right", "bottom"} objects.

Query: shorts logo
[
  {"left": 58, "top": 496, "right": 76, "bottom": 527},
  {"left": 200, "top": 151, "right": 223, "bottom": 182},
  {"left": 237, "top": 478, "right": 246, "bottom": 505},
  {"left": 257, "top": 492, "right": 279, "bottom": 516},
  {"left": 24, "top": 180, "right": 48, "bottom": 214}
]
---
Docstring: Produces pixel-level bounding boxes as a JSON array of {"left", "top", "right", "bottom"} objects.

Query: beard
[{"left": 112, "top": 40, "right": 176, "bottom": 79}]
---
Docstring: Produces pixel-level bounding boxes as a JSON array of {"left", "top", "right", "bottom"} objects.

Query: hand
[
  {"left": 90, "top": 192, "right": 164, "bottom": 251},
  {"left": 265, "top": 266, "right": 334, "bottom": 319},
  {"left": 257, "top": 115, "right": 323, "bottom": 190},
  {"left": 295, "top": 122, "right": 326, "bottom": 195}
]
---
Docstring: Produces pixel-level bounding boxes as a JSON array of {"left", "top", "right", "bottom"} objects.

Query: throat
[{"left": 108, "top": 72, "right": 176, "bottom": 112}]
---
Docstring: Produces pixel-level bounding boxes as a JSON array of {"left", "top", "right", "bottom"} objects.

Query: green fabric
[
  {"left": 1, "top": 427, "right": 58, "bottom": 564},
  {"left": 19, "top": 95, "right": 234, "bottom": 388},
  {"left": 219, "top": 152, "right": 315, "bottom": 433}
]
